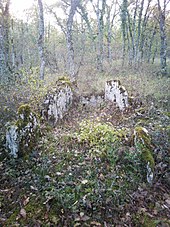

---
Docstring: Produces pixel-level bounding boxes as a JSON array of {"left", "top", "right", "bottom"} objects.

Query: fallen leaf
[
  {"left": 81, "top": 180, "right": 88, "bottom": 184},
  {"left": 138, "top": 207, "right": 147, "bottom": 213},
  {"left": 90, "top": 221, "right": 102, "bottom": 226},
  {"left": 30, "top": 186, "right": 38, "bottom": 191},
  {"left": 165, "top": 199, "right": 170, "bottom": 206},
  {"left": 20, "top": 208, "right": 26, "bottom": 219},
  {"left": 44, "top": 212, "right": 48, "bottom": 220},
  {"left": 23, "top": 197, "right": 30, "bottom": 206},
  {"left": 153, "top": 209, "right": 158, "bottom": 215},
  {"left": 74, "top": 223, "right": 81, "bottom": 227},
  {"left": 51, "top": 216, "right": 59, "bottom": 224},
  {"left": 99, "top": 173, "right": 105, "bottom": 180},
  {"left": 80, "top": 212, "right": 84, "bottom": 217},
  {"left": 81, "top": 215, "right": 90, "bottom": 221}
]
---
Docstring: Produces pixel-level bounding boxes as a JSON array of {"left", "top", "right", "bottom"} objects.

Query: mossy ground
[
  {"left": 0, "top": 63, "right": 170, "bottom": 225},
  {"left": 0, "top": 97, "right": 169, "bottom": 226}
]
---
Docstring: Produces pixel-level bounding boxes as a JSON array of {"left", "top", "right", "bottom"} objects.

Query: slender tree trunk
[
  {"left": 38, "top": 0, "right": 45, "bottom": 80},
  {"left": 0, "top": 24, "right": 6, "bottom": 77},
  {"left": 135, "top": 0, "right": 144, "bottom": 64},
  {"left": 140, "top": 0, "right": 152, "bottom": 60},
  {"left": 127, "top": 11, "right": 135, "bottom": 65},
  {"left": 121, "top": 0, "right": 128, "bottom": 66},
  {"left": 157, "top": 0, "right": 167, "bottom": 76},
  {"left": 96, "top": 0, "right": 106, "bottom": 72},
  {"left": 11, "top": 19, "right": 15, "bottom": 69},
  {"left": 132, "top": 0, "right": 138, "bottom": 63},
  {"left": 147, "top": 25, "right": 157, "bottom": 63},
  {"left": 0, "top": 0, "right": 10, "bottom": 82},
  {"left": 77, "top": 4, "right": 96, "bottom": 52},
  {"left": 66, "top": 0, "right": 79, "bottom": 81},
  {"left": 106, "top": 0, "right": 117, "bottom": 63},
  {"left": 152, "top": 40, "right": 158, "bottom": 64},
  {"left": 107, "top": 25, "right": 112, "bottom": 62}
]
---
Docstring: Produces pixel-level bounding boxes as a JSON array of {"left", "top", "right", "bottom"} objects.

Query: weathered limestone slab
[
  {"left": 6, "top": 125, "right": 18, "bottom": 158},
  {"left": 80, "top": 94, "right": 104, "bottom": 107},
  {"left": 6, "top": 105, "right": 39, "bottom": 158},
  {"left": 105, "top": 80, "right": 128, "bottom": 110},
  {"left": 42, "top": 77, "right": 73, "bottom": 124},
  {"left": 134, "top": 126, "right": 154, "bottom": 184}
]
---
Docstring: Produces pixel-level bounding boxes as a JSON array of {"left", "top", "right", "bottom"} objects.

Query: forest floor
[
  {"left": 0, "top": 93, "right": 170, "bottom": 226},
  {"left": 0, "top": 63, "right": 170, "bottom": 226}
]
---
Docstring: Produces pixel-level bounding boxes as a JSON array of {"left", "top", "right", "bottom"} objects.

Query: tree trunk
[
  {"left": 96, "top": 0, "right": 105, "bottom": 72},
  {"left": 134, "top": 0, "right": 144, "bottom": 64},
  {"left": 157, "top": 0, "right": 167, "bottom": 76},
  {"left": 77, "top": 3, "right": 96, "bottom": 52},
  {"left": 147, "top": 25, "right": 157, "bottom": 63},
  {"left": 140, "top": 0, "right": 152, "bottom": 61},
  {"left": 0, "top": 0, "right": 10, "bottom": 82},
  {"left": 121, "top": 0, "right": 128, "bottom": 66},
  {"left": 106, "top": 0, "right": 117, "bottom": 63},
  {"left": 38, "top": 0, "right": 45, "bottom": 80},
  {"left": 90, "top": 0, "right": 106, "bottom": 72},
  {"left": 66, "top": 0, "right": 79, "bottom": 82}
]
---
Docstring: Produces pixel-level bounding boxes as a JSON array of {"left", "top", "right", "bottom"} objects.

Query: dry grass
[{"left": 77, "top": 60, "right": 170, "bottom": 110}]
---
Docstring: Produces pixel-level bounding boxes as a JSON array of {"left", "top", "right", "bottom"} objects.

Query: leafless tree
[{"left": 38, "top": 0, "right": 45, "bottom": 80}]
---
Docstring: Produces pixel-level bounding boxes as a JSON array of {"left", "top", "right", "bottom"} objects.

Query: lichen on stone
[
  {"left": 6, "top": 125, "right": 18, "bottom": 158},
  {"left": 6, "top": 104, "right": 40, "bottom": 158},
  {"left": 42, "top": 76, "right": 73, "bottom": 125},
  {"left": 105, "top": 80, "right": 128, "bottom": 110}
]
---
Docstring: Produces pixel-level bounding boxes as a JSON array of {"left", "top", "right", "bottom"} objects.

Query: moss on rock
[
  {"left": 134, "top": 126, "right": 155, "bottom": 183},
  {"left": 54, "top": 75, "right": 74, "bottom": 92},
  {"left": 6, "top": 104, "right": 40, "bottom": 158},
  {"left": 134, "top": 126, "right": 155, "bottom": 168}
]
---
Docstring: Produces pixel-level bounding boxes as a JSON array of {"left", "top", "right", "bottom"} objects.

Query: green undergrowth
[
  {"left": 74, "top": 120, "right": 125, "bottom": 158},
  {"left": 19, "top": 121, "right": 154, "bottom": 224},
  {"left": 1, "top": 95, "right": 170, "bottom": 225},
  {"left": 1, "top": 120, "right": 149, "bottom": 225},
  {"left": 1, "top": 76, "right": 170, "bottom": 225},
  {"left": 132, "top": 213, "right": 170, "bottom": 227}
]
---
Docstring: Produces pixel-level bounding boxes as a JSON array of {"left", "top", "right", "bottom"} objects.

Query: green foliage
[
  {"left": 133, "top": 214, "right": 156, "bottom": 227},
  {"left": 73, "top": 120, "right": 127, "bottom": 161},
  {"left": 54, "top": 75, "right": 74, "bottom": 91},
  {"left": 57, "top": 75, "right": 72, "bottom": 86},
  {"left": 35, "top": 123, "right": 149, "bottom": 221},
  {"left": 76, "top": 120, "right": 122, "bottom": 147},
  {"left": 2, "top": 100, "right": 170, "bottom": 225}
]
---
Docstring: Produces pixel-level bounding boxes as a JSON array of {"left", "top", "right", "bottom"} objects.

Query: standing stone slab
[
  {"left": 6, "top": 125, "right": 19, "bottom": 158},
  {"left": 133, "top": 126, "right": 155, "bottom": 185},
  {"left": 6, "top": 105, "right": 39, "bottom": 158},
  {"left": 42, "top": 77, "right": 73, "bottom": 125},
  {"left": 105, "top": 80, "right": 128, "bottom": 110}
]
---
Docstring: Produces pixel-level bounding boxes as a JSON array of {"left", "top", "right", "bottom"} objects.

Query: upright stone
[
  {"left": 105, "top": 80, "right": 128, "bottom": 110},
  {"left": 42, "top": 76, "right": 73, "bottom": 125},
  {"left": 133, "top": 126, "right": 155, "bottom": 185},
  {"left": 6, "top": 104, "right": 39, "bottom": 158}
]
